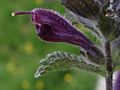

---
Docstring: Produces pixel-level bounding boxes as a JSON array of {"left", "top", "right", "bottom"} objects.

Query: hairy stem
[{"left": 105, "top": 41, "right": 113, "bottom": 90}]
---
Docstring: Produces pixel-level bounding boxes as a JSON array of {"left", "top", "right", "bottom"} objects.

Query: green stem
[{"left": 105, "top": 41, "right": 113, "bottom": 90}]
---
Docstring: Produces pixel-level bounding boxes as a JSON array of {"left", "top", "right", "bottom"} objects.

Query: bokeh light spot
[
  {"left": 35, "top": 81, "right": 45, "bottom": 90},
  {"left": 6, "top": 57, "right": 24, "bottom": 76},
  {"left": 24, "top": 41, "right": 34, "bottom": 55},
  {"left": 21, "top": 80, "right": 31, "bottom": 89},
  {"left": 64, "top": 73, "right": 73, "bottom": 83},
  {"left": 35, "top": 0, "right": 43, "bottom": 5},
  {"left": 6, "top": 62, "right": 16, "bottom": 72}
]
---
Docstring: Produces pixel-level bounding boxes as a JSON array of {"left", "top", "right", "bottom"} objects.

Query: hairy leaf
[
  {"left": 111, "top": 36, "right": 120, "bottom": 70},
  {"left": 34, "top": 51, "right": 106, "bottom": 78},
  {"left": 61, "top": 0, "right": 106, "bottom": 20}
]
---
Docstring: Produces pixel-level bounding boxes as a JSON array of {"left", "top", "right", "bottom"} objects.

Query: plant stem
[{"left": 105, "top": 41, "right": 113, "bottom": 90}]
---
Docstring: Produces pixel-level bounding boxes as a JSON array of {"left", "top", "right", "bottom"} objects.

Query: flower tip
[{"left": 11, "top": 12, "right": 15, "bottom": 17}]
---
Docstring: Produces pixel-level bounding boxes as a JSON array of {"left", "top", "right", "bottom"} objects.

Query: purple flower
[
  {"left": 12, "top": 8, "right": 103, "bottom": 57},
  {"left": 114, "top": 72, "right": 120, "bottom": 90}
]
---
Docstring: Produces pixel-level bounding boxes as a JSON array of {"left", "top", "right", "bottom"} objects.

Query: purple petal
[
  {"left": 113, "top": 0, "right": 120, "bottom": 11},
  {"left": 31, "top": 8, "right": 97, "bottom": 54},
  {"left": 12, "top": 8, "right": 105, "bottom": 61},
  {"left": 114, "top": 72, "right": 120, "bottom": 90},
  {"left": 36, "top": 23, "right": 92, "bottom": 50}
]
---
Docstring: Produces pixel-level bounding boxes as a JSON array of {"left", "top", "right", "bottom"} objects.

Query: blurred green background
[{"left": 0, "top": 0, "right": 98, "bottom": 90}]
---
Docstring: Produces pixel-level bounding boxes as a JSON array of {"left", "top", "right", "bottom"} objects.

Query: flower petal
[{"left": 12, "top": 8, "right": 105, "bottom": 63}]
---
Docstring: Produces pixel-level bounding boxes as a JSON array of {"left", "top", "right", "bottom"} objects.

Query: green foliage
[{"left": 35, "top": 51, "right": 105, "bottom": 78}]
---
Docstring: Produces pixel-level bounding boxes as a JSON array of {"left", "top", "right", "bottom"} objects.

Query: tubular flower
[{"left": 12, "top": 8, "right": 104, "bottom": 59}]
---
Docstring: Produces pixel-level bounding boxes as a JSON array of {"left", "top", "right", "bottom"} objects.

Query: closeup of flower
[{"left": 12, "top": 0, "right": 120, "bottom": 90}]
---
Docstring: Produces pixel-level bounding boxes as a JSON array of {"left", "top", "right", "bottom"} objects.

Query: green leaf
[
  {"left": 111, "top": 36, "right": 120, "bottom": 71},
  {"left": 34, "top": 51, "right": 106, "bottom": 78}
]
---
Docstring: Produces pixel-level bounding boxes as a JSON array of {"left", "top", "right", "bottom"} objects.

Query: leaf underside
[{"left": 34, "top": 51, "right": 106, "bottom": 78}]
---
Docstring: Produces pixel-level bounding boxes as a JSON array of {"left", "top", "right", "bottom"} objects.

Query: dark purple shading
[
  {"left": 113, "top": 0, "right": 120, "bottom": 11},
  {"left": 61, "top": 0, "right": 106, "bottom": 21},
  {"left": 114, "top": 72, "right": 120, "bottom": 90},
  {"left": 31, "top": 8, "right": 97, "bottom": 56}
]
